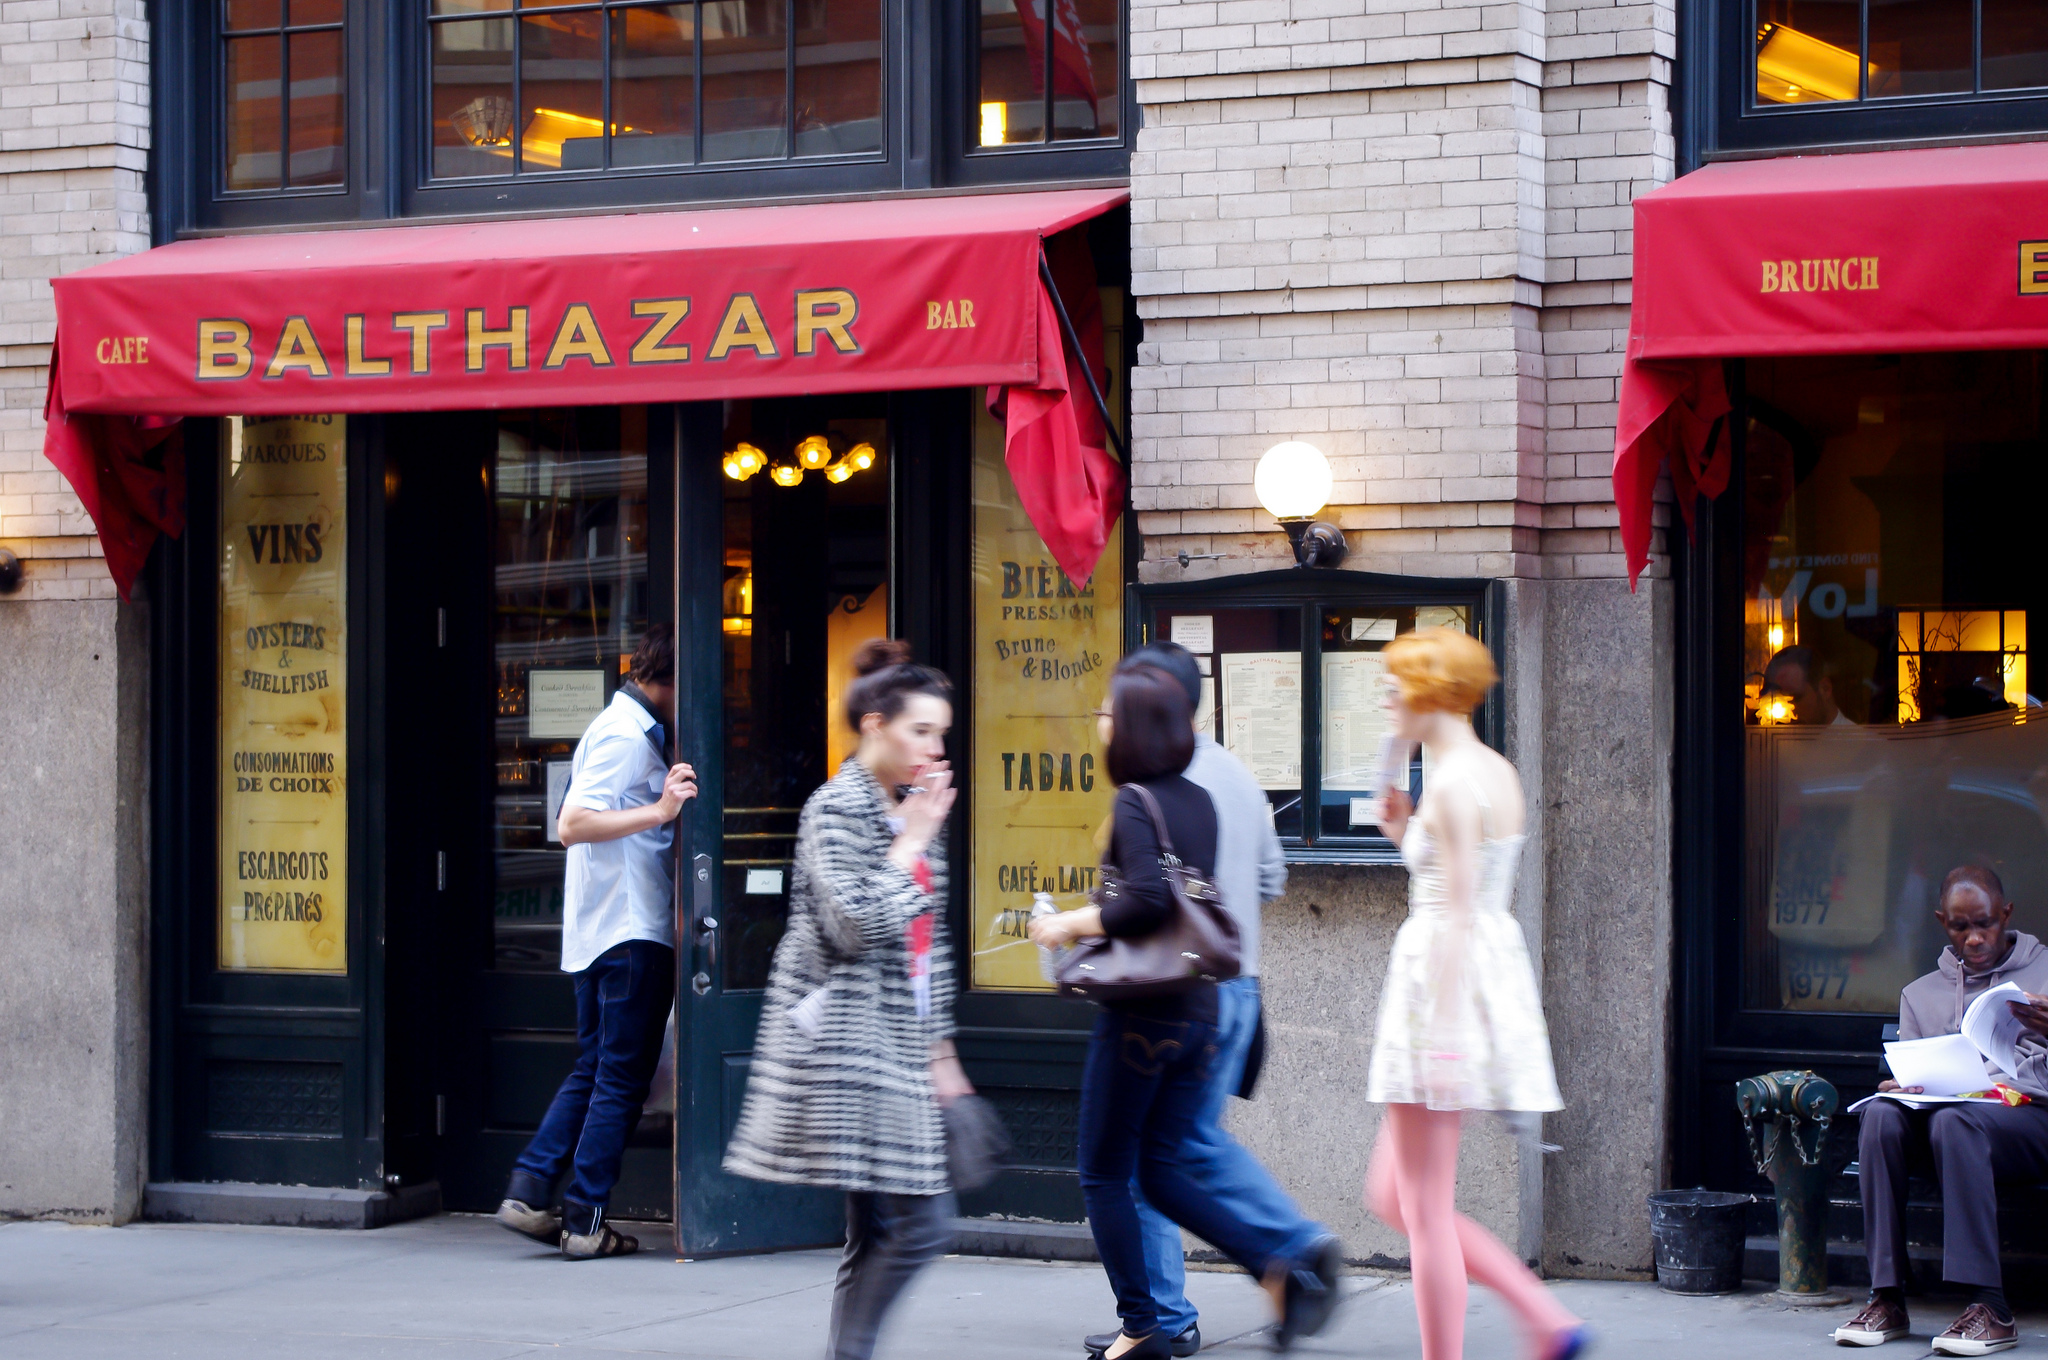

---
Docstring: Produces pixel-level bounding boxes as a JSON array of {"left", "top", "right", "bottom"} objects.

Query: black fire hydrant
[{"left": 1736, "top": 1069, "right": 1847, "bottom": 1305}]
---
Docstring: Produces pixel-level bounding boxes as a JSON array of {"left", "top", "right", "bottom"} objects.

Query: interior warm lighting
[
  {"left": 795, "top": 434, "right": 835, "bottom": 470},
  {"left": 520, "top": 108, "right": 633, "bottom": 169},
  {"left": 452, "top": 95, "right": 516, "bottom": 148},
  {"left": 723, "top": 441, "right": 766, "bottom": 481},
  {"left": 980, "top": 101, "right": 1007, "bottom": 147},
  {"left": 769, "top": 463, "right": 803, "bottom": 487},
  {"left": 1768, "top": 623, "right": 1785, "bottom": 651},
  {"left": 1755, "top": 23, "right": 1861, "bottom": 104},
  {"left": 846, "top": 443, "right": 875, "bottom": 471},
  {"left": 1757, "top": 694, "right": 1796, "bottom": 726},
  {"left": 824, "top": 462, "right": 854, "bottom": 484}
]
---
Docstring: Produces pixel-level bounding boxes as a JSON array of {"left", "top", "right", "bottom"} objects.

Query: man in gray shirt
[{"left": 1082, "top": 642, "right": 1339, "bottom": 1357}]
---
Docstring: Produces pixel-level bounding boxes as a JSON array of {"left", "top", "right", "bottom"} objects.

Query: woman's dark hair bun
[
  {"left": 842, "top": 639, "right": 952, "bottom": 735},
  {"left": 852, "top": 637, "right": 915, "bottom": 677}
]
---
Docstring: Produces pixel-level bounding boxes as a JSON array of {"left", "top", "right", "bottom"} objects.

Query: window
[
  {"left": 1735, "top": 352, "right": 2048, "bottom": 1014},
  {"left": 974, "top": 0, "right": 1121, "bottom": 148},
  {"left": 428, "top": 0, "right": 884, "bottom": 179},
  {"left": 1754, "top": 0, "right": 2048, "bottom": 106},
  {"left": 222, "top": 0, "right": 347, "bottom": 191},
  {"left": 1135, "top": 577, "right": 1497, "bottom": 862}
]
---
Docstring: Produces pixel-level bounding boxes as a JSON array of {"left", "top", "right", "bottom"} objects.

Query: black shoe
[
  {"left": 1302, "top": 1238, "right": 1344, "bottom": 1337},
  {"left": 1274, "top": 1258, "right": 1336, "bottom": 1353},
  {"left": 1082, "top": 1334, "right": 1174, "bottom": 1360},
  {"left": 1086, "top": 1324, "right": 1199, "bottom": 1358}
]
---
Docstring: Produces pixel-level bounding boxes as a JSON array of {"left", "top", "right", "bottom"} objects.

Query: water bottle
[{"left": 1031, "top": 891, "right": 1060, "bottom": 983}]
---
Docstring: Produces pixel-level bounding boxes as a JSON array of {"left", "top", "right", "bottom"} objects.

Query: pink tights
[{"left": 1364, "top": 1104, "right": 1580, "bottom": 1360}]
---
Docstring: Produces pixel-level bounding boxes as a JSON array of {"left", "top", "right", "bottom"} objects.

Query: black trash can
[{"left": 1647, "top": 1189, "right": 1751, "bottom": 1295}]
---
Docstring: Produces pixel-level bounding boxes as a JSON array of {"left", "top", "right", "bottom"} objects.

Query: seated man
[
  {"left": 1837, "top": 866, "right": 2048, "bottom": 1354},
  {"left": 1765, "top": 645, "right": 1856, "bottom": 727}
]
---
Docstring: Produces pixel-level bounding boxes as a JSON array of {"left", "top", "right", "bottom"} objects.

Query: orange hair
[{"left": 1383, "top": 628, "right": 1497, "bottom": 715}]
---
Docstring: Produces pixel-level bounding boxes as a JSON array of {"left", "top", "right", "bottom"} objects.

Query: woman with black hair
[
  {"left": 725, "top": 638, "right": 971, "bottom": 1360},
  {"left": 1031, "top": 659, "right": 1341, "bottom": 1359}
]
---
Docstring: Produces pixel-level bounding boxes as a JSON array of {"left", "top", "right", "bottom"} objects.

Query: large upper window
[
  {"left": 429, "top": 0, "right": 883, "bottom": 177},
  {"left": 222, "top": 0, "right": 347, "bottom": 191},
  {"left": 1754, "top": 0, "right": 2048, "bottom": 106}
]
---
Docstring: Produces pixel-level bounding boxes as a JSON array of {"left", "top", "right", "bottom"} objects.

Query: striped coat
[{"left": 722, "top": 759, "right": 956, "bottom": 1195}]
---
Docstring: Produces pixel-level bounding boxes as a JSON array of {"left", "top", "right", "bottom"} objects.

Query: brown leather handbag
[{"left": 1054, "top": 783, "right": 1242, "bottom": 1001}]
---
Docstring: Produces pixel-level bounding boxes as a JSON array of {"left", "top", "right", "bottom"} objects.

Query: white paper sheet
[
  {"left": 1962, "top": 981, "right": 2035, "bottom": 1076},
  {"left": 1170, "top": 615, "right": 1215, "bottom": 654},
  {"left": 1883, "top": 1033, "right": 1993, "bottom": 1096},
  {"left": 1322, "top": 652, "right": 1390, "bottom": 791},
  {"left": 1848, "top": 1093, "right": 2004, "bottom": 1113},
  {"left": 1221, "top": 652, "right": 1302, "bottom": 790}
]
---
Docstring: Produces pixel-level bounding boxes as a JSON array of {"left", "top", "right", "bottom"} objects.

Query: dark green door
[
  {"left": 670, "top": 397, "right": 896, "bottom": 1253},
  {"left": 424, "top": 406, "right": 677, "bottom": 1219}
]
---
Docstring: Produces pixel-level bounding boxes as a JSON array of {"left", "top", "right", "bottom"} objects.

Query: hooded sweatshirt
[{"left": 1898, "top": 930, "right": 2048, "bottom": 1096}]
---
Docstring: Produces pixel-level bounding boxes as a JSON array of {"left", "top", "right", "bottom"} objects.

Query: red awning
[
  {"left": 1614, "top": 142, "right": 2048, "bottom": 585},
  {"left": 45, "top": 187, "right": 1128, "bottom": 595}
]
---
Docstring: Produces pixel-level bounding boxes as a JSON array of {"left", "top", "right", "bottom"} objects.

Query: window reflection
[
  {"left": 1755, "top": 0, "right": 2048, "bottom": 104},
  {"left": 491, "top": 408, "right": 651, "bottom": 971},
  {"left": 426, "top": 0, "right": 883, "bottom": 177},
  {"left": 223, "top": 0, "right": 345, "bottom": 191},
  {"left": 1741, "top": 354, "right": 2048, "bottom": 1013},
  {"left": 1984, "top": 0, "right": 2048, "bottom": 91},
  {"left": 1866, "top": 0, "right": 1972, "bottom": 98},
  {"left": 977, "top": 0, "right": 1119, "bottom": 146}
]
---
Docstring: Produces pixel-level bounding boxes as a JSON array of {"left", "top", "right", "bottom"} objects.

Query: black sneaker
[{"left": 1085, "top": 1323, "right": 1200, "bottom": 1357}]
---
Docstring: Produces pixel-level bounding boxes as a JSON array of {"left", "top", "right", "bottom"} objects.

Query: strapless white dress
[{"left": 1365, "top": 770, "right": 1562, "bottom": 1113}]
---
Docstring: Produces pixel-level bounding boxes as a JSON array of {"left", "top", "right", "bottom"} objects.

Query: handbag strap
[{"left": 1126, "top": 782, "right": 1179, "bottom": 861}]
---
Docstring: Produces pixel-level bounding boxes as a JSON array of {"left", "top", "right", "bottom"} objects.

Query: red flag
[
  {"left": 41, "top": 335, "right": 186, "bottom": 600},
  {"left": 1015, "top": 0, "right": 1099, "bottom": 117},
  {"left": 987, "top": 231, "right": 1124, "bottom": 590}
]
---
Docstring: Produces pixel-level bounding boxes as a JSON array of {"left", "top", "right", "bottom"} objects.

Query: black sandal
[{"left": 561, "top": 1222, "right": 639, "bottom": 1259}]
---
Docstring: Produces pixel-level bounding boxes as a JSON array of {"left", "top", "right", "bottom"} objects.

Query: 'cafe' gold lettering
[
  {"left": 196, "top": 291, "right": 868, "bottom": 381},
  {"left": 1761, "top": 256, "right": 1879, "bottom": 294},
  {"left": 95, "top": 335, "right": 149, "bottom": 363}
]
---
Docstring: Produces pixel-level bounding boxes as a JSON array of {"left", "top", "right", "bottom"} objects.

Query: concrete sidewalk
[{"left": 1, "top": 1213, "right": 2040, "bottom": 1360}]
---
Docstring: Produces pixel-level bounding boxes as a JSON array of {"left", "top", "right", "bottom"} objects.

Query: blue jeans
[
  {"left": 1078, "top": 999, "right": 1303, "bottom": 1338},
  {"left": 1134, "top": 978, "right": 1327, "bottom": 1335},
  {"left": 511, "top": 939, "right": 676, "bottom": 1233}
]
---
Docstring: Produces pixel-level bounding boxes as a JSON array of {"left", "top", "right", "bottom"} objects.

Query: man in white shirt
[{"left": 497, "top": 625, "right": 696, "bottom": 1260}]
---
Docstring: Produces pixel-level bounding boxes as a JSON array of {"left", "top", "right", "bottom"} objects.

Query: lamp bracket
[{"left": 1278, "top": 517, "right": 1347, "bottom": 569}]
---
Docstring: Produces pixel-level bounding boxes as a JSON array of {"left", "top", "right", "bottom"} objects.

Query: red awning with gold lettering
[
  {"left": 45, "top": 187, "right": 1128, "bottom": 595},
  {"left": 1615, "top": 143, "right": 2048, "bottom": 585}
]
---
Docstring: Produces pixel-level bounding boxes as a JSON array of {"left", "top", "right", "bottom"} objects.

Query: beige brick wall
[
  {"left": 0, "top": 0, "right": 150, "bottom": 601},
  {"left": 1130, "top": 0, "right": 1675, "bottom": 583}
]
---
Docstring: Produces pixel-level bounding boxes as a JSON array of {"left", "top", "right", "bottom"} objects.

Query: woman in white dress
[{"left": 1363, "top": 629, "right": 1587, "bottom": 1360}]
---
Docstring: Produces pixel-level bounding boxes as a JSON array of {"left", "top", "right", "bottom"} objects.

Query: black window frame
[
  {"left": 156, "top": 0, "right": 1134, "bottom": 237},
  {"left": 1129, "top": 569, "right": 1505, "bottom": 866},
  {"left": 1686, "top": 0, "right": 2048, "bottom": 165}
]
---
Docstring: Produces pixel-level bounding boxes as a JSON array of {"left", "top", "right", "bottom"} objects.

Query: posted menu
[
  {"left": 968, "top": 404, "right": 1123, "bottom": 991},
  {"left": 1221, "top": 653, "right": 1302, "bottom": 790},
  {"left": 218, "top": 415, "right": 348, "bottom": 973}
]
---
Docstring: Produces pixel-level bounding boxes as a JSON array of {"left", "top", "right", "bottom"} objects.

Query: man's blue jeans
[
  {"left": 1134, "top": 978, "right": 1327, "bottom": 1334},
  {"left": 510, "top": 939, "right": 676, "bottom": 1233}
]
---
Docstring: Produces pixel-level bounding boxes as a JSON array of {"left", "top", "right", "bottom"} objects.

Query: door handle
[{"left": 691, "top": 853, "right": 717, "bottom": 993}]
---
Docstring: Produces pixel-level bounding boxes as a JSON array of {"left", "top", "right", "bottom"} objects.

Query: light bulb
[
  {"left": 770, "top": 464, "right": 803, "bottom": 487},
  {"left": 825, "top": 463, "right": 853, "bottom": 483},
  {"left": 848, "top": 443, "right": 875, "bottom": 470},
  {"left": 796, "top": 435, "right": 834, "bottom": 470},
  {"left": 724, "top": 457, "right": 744, "bottom": 480},
  {"left": 1253, "top": 441, "right": 1334, "bottom": 520}
]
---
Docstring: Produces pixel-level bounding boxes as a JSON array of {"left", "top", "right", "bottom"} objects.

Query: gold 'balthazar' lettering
[
  {"left": 795, "top": 289, "right": 861, "bottom": 356},
  {"left": 466, "top": 307, "right": 529, "bottom": 372},
  {"left": 344, "top": 315, "right": 392, "bottom": 376},
  {"left": 543, "top": 304, "right": 613, "bottom": 369},
  {"left": 392, "top": 312, "right": 448, "bottom": 374},
  {"left": 706, "top": 294, "right": 777, "bottom": 360},
  {"left": 265, "top": 316, "right": 331, "bottom": 379},
  {"left": 1761, "top": 257, "right": 1878, "bottom": 294},
  {"left": 198, "top": 319, "right": 254, "bottom": 380},
  {"left": 629, "top": 299, "right": 691, "bottom": 363}
]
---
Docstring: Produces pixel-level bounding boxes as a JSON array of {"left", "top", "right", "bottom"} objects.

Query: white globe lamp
[{"left": 1252, "top": 441, "right": 1347, "bottom": 567}]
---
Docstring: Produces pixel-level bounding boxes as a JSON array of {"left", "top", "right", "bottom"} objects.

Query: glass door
[{"left": 673, "top": 395, "right": 890, "bottom": 1253}]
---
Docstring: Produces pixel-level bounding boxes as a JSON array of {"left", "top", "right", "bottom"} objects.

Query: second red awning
[{"left": 1614, "top": 142, "right": 2048, "bottom": 584}]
